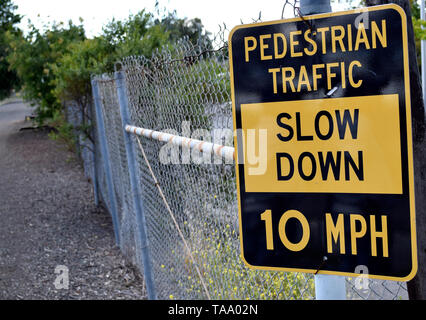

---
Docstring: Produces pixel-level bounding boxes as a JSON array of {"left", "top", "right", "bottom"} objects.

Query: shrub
[{"left": 6, "top": 20, "right": 85, "bottom": 124}]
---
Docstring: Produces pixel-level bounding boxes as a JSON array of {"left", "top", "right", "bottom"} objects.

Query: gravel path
[{"left": 0, "top": 101, "right": 146, "bottom": 300}]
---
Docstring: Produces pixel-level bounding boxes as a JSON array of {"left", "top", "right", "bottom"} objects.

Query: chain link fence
[{"left": 64, "top": 23, "right": 410, "bottom": 300}]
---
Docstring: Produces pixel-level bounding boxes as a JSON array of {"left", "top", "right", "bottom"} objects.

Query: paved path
[
  {"left": 0, "top": 101, "right": 145, "bottom": 299},
  {"left": 0, "top": 101, "right": 29, "bottom": 152}
]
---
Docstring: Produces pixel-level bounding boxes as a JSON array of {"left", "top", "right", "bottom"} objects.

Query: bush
[
  {"left": 0, "top": 0, "right": 21, "bottom": 100},
  {"left": 6, "top": 20, "right": 85, "bottom": 124},
  {"left": 47, "top": 109, "right": 77, "bottom": 152}
]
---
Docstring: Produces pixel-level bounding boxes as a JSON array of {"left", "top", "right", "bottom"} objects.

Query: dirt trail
[{"left": 0, "top": 101, "right": 145, "bottom": 299}]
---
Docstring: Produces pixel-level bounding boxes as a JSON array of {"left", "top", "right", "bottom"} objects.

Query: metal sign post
[
  {"left": 421, "top": 0, "right": 426, "bottom": 104},
  {"left": 299, "top": 0, "right": 331, "bottom": 15},
  {"left": 299, "top": 0, "right": 346, "bottom": 300}
]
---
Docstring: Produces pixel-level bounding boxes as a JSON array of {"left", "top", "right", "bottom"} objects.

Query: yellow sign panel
[{"left": 241, "top": 94, "right": 402, "bottom": 194}]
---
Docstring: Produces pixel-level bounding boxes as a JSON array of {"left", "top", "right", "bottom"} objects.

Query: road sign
[{"left": 229, "top": 4, "right": 417, "bottom": 281}]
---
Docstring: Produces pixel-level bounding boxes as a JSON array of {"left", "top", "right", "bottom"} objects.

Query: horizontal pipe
[{"left": 125, "top": 125, "right": 235, "bottom": 163}]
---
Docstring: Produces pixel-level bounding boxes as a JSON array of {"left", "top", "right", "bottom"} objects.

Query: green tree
[
  {"left": 102, "top": 10, "right": 170, "bottom": 59},
  {"left": 52, "top": 10, "right": 171, "bottom": 118},
  {"left": 0, "top": 0, "right": 21, "bottom": 100},
  {"left": 53, "top": 9, "right": 204, "bottom": 111},
  {"left": 6, "top": 20, "right": 85, "bottom": 123},
  {"left": 154, "top": 12, "right": 211, "bottom": 47},
  {"left": 52, "top": 37, "right": 113, "bottom": 105},
  {"left": 51, "top": 10, "right": 172, "bottom": 146},
  {"left": 51, "top": 37, "right": 115, "bottom": 145}
]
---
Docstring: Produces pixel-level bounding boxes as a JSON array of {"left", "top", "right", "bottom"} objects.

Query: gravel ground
[{"left": 0, "top": 101, "right": 146, "bottom": 300}]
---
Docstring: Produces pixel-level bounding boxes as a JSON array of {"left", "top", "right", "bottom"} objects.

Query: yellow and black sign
[{"left": 229, "top": 4, "right": 417, "bottom": 281}]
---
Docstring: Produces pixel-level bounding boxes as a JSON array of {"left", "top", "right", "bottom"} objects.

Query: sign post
[
  {"left": 421, "top": 0, "right": 426, "bottom": 104},
  {"left": 228, "top": 4, "right": 417, "bottom": 294},
  {"left": 299, "top": 0, "right": 346, "bottom": 300},
  {"left": 300, "top": 0, "right": 331, "bottom": 15}
]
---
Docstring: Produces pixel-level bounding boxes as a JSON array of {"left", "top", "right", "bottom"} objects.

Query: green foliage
[
  {"left": 50, "top": 9, "right": 213, "bottom": 140},
  {"left": 5, "top": 3, "right": 213, "bottom": 126},
  {"left": 6, "top": 20, "right": 85, "bottom": 123},
  {"left": 154, "top": 12, "right": 211, "bottom": 47},
  {"left": 163, "top": 221, "right": 315, "bottom": 300},
  {"left": 50, "top": 10, "right": 173, "bottom": 145},
  {"left": 0, "top": 0, "right": 20, "bottom": 27},
  {"left": 0, "top": 0, "right": 21, "bottom": 100},
  {"left": 47, "top": 109, "right": 77, "bottom": 152},
  {"left": 413, "top": 17, "right": 426, "bottom": 40},
  {"left": 154, "top": 57, "right": 229, "bottom": 131},
  {"left": 51, "top": 10, "right": 180, "bottom": 113},
  {"left": 102, "top": 10, "right": 170, "bottom": 59},
  {"left": 52, "top": 37, "right": 113, "bottom": 106},
  {"left": 4, "top": 3, "right": 213, "bottom": 166}
]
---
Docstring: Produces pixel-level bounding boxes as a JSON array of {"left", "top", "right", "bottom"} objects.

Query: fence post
[
  {"left": 299, "top": 0, "right": 347, "bottom": 300},
  {"left": 115, "top": 70, "right": 157, "bottom": 300},
  {"left": 91, "top": 78, "right": 121, "bottom": 246},
  {"left": 422, "top": 0, "right": 426, "bottom": 105},
  {"left": 86, "top": 102, "right": 99, "bottom": 207},
  {"left": 91, "top": 117, "right": 100, "bottom": 207}
]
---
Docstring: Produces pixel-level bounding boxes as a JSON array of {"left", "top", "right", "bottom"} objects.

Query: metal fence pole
[
  {"left": 115, "top": 70, "right": 157, "bottom": 300},
  {"left": 299, "top": 0, "right": 347, "bottom": 300},
  {"left": 91, "top": 79, "right": 121, "bottom": 246},
  {"left": 89, "top": 103, "right": 99, "bottom": 207},
  {"left": 91, "top": 128, "right": 100, "bottom": 207}
]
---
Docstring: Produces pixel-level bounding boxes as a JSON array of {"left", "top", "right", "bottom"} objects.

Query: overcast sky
[{"left": 13, "top": 0, "right": 356, "bottom": 38}]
